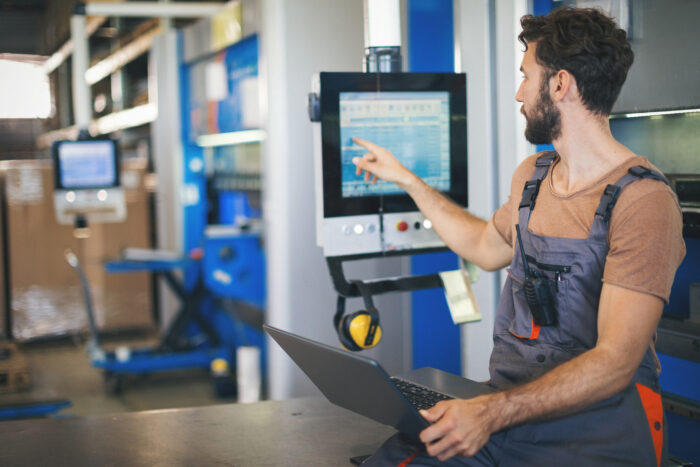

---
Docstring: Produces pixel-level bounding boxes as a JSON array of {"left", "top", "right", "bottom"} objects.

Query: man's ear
[{"left": 551, "top": 69, "right": 578, "bottom": 103}]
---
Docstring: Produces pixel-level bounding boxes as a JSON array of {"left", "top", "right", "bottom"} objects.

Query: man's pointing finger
[{"left": 353, "top": 137, "right": 381, "bottom": 153}]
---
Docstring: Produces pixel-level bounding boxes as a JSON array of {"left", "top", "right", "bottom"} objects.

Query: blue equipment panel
[
  {"left": 666, "top": 411, "right": 700, "bottom": 466},
  {"left": 666, "top": 237, "right": 700, "bottom": 319},
  {"left": 203, "top": 232, "right": 266, "bottom": 307}
]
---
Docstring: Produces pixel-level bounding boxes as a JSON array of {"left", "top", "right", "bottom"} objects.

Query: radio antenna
[{"left": 515, "top": 225, "right": 532, "bottom": 276}]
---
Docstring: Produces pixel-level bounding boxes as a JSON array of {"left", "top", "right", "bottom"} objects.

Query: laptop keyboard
[{"left": 391, "top": 377, "right": 454, "bottom": 410}]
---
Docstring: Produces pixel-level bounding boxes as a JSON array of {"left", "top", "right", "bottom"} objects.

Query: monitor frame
[
  {"left": 320, "top": 72, "right": 467, "bottom": 218},
  {"left": 52, "top": 139, "right": 121, "bottom": 191}
]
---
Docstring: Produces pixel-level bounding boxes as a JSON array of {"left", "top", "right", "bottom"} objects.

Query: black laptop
[{"left": 264, "top": 325, "right": 494, "bottom": 442}]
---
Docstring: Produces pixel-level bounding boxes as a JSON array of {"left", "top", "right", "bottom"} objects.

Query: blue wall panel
[
  {"left": 532, "top": 0, "right": 554, "bottom": 17},
  {"left": 411, "top": 252, "right": 460, "bottom": 372},
  {"left": 408, "top": 0, "right": 461, "bottom": 374},
  {"left": 408, "top": 0, "right": 455, "bottom": 73}
]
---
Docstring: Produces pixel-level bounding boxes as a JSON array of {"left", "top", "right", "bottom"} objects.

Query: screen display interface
[
  {"left": 58, "top": 140, "right": 117, "bottom": 189},
  {"left": 339, "top": 91, "right": 450, "bottom": 198}
]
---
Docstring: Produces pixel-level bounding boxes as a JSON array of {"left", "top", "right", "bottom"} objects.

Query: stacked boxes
[{"left": 0, "top": 158, "right": 154, "bottom": 341}]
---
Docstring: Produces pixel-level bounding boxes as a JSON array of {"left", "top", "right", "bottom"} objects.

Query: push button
[
  {"left": 536, "top": 354, "right": 545, "bottom": 363},
  {"left": 396, "top": 221, "right": 408, "bottom": 232}
]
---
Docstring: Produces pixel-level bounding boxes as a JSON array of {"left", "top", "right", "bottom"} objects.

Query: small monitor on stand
[{"left": 52, "top": 139, "right": 126, "bottom": 226}]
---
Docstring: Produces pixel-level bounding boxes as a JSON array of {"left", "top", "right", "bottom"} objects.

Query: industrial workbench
[{"left": 0, "top": 397, "right": 395, "bottom": 466}]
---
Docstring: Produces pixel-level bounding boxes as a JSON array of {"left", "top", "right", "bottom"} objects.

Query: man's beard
[{"left": 523, "top": 80, "right": 561, "bottom": 145}]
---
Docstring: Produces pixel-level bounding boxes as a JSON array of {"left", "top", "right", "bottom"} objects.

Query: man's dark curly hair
[{"left": 518, "top": 7, "right": 634, "bottom": 116}]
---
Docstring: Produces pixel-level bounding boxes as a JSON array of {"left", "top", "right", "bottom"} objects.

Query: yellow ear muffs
[
  {"left": 336, "top": 311, "right": 362, "bottom": 351},
  {"left": 342, "top": 311, "right": 382, "bottom": 350},
  {"left": 333, "top": 282, "right": 382, "bottom": 352}
]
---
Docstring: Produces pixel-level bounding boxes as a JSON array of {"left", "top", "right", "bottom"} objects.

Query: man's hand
[
  {"left": 352, "top": 138, "right": 417, "bottom": 188},
  {"left": 418, "top": 395, "right": 497, "bottom": 461}
]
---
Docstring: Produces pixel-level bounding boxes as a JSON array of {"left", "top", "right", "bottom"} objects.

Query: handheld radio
[{"left": 515, "top": 225, "right": 558, "bottom": 326}]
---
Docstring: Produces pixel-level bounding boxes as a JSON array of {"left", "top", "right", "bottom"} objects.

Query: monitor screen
[
  {"left": 53, "top": 140, "right": 119, "bottom": 190},
  {"left": 340, "top": 91, "right": 450, "bottom": 198},
  {"left": 320, "top": 72, "right": 467, "bottom": 218}
]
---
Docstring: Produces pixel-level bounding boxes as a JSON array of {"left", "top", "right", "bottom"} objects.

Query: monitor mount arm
[
  {"left": 327, "top": 256, "right": 443, "bottom": 299},
  {"left": 327, "top": 255, "right": 447, "bottom": 337}
]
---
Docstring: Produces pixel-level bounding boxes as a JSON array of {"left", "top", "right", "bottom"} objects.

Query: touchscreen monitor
[
  {"left": 320, "top": 72, "right": 466, "bottom": 218},
  {"left": 340, "top": 91, "right": 451, "bottom": 198}
]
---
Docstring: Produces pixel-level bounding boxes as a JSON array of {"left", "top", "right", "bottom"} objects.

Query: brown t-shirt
[{"left": 492, "top": 153, "right": 686, "bottom": 303}]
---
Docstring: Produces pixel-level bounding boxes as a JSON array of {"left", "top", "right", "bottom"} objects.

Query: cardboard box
[
  {"left": 0, "top": 341, "right": 31, "bottom": 393},
  {"left": 1, "top": 159, "right": 154, "bottom": 341}
]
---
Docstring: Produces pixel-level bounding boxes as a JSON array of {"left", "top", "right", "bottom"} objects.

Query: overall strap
[
  {"left": 589, "top": 166, "right": 671, "bottom": 242},
  {"left": 518, "top": 152, "right": 557, "bottom": 227}
]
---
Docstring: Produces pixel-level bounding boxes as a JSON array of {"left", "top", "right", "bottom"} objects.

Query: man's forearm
[
  {"left": 483, "top": 345, "right": 635, "bottom": 432},
  {"left": 401, "top": 175, "right": 505, "bottom": 271}
]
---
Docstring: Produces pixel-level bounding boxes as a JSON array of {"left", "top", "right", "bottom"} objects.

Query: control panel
[
  {"left": 54, "top": 188, "right": 126, "bottom": 225},
  {"left": 322, "top": 211, "right": 444, "bottom": 257},
  {"left": 382, "top": 212, "right": 441, "bottom": 252}
]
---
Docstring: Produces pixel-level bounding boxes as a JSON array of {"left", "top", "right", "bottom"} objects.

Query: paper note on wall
[
  {"left": 439, "top": 269, "right": 481, "bottom": 325},
  {"left": 240, "top": 76, "right": 261, "bottom": 129},
  {"left": 205, "top": 61, "right": 228, "bottom": 102}
]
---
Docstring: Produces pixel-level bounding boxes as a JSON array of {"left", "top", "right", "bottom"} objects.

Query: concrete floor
[{"left": 3, "top": 331, "right": 229, "bottom": 418}]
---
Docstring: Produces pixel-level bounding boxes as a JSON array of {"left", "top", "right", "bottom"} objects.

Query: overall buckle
[
  {"left": 519, "top": 179, "right": 542, "bottom": 209},
  {"left": 595, "top": 184, "right": 622, "bottom": 223}
]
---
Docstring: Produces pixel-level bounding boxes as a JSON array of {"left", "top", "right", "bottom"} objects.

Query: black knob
[{"left": 219, "top": 246, "right": 236, "bottom": 261}]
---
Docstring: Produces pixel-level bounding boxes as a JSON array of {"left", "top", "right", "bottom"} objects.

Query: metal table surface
[{"left": 0, "top": 397, "right": 395, "bottom": 466}]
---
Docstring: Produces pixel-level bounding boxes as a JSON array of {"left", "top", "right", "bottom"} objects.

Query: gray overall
[{"left": 365, "top": 153, "right": 668, "bottom": 466}]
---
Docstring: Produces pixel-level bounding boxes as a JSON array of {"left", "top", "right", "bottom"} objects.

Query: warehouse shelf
[
  {"left": 85, "top": 22, "right": 161, "bottom": 86},
  {"left": 195, "top": 129, "right": 265, "bottom": 148},
  {"left": 37, "top": 103, "right": 157, "bottom": 148}
]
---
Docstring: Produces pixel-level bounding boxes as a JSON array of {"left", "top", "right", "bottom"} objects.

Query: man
[{"left": 353, "top": 7, "right": 685, "bottom": 467}]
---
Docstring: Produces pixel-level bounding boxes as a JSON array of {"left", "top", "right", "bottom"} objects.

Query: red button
[{"left": 396, "top": 221, "right": 408, "bottom": 232}]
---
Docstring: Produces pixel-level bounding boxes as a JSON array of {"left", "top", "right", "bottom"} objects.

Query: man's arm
[
  {"left": 352, "top": 138, "right": 512, "bottom": 271},
  {"left": 419, "top": 283, "right": 664, "bottom": 461}
]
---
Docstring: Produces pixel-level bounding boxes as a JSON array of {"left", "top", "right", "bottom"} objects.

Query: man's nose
[{"left": 515, "top": 85, "right": 524, "bottom": 103}]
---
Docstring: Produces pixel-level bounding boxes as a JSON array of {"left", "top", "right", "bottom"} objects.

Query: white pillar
[
  {"left": 70, "top": 14, "right": 91, "bottom": 130},
  {"left": 261, "top": 0, "right": 412, "bottom": 400},
  {"left": 150, "top": 31, "right": 184, "bottom": 330},
  {"left": 454, "top": 0, "right": 532, "bottom": 381}
]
